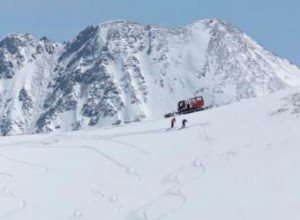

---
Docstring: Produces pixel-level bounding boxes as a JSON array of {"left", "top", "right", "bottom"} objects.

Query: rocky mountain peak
[{"left": 0, "top": 19, "right": 300, "bottom": 135}]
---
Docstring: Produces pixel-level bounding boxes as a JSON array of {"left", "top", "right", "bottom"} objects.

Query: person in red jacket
[{"left": 171, "top": 116, "right": 176, "bottom": 128}]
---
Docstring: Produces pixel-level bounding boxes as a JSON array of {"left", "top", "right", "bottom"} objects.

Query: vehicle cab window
[{"left": 178, "top": 101, "right": 186, "bottom": 110}]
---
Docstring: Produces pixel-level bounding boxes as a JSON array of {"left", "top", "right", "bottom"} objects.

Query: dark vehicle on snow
[{"left": 164, "top": 96, "right": 205, "bottom": 118}]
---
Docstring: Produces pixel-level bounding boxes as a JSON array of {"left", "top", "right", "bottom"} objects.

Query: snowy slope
[
  {"left": 1, "top": 19, "right": 300, "bottom": 135},
  {"left": 0, "top": 86, "right": 299, "bottom": 220}
]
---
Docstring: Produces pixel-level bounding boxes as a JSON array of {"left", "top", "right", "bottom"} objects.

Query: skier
[
  {"left": 171, "top": 116, "right": 176, "bottom": 128},
  {"left": 181, "top": 119, "right": 188, "bottom": 128}
]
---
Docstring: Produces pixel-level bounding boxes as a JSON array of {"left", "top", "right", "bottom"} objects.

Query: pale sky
[{"left": 0, "top": 0, "right": 299, "bottom": 66}]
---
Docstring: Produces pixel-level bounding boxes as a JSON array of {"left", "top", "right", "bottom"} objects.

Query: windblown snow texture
[{"left": 1, "top": 19, "right": 300, "bottom": 135}]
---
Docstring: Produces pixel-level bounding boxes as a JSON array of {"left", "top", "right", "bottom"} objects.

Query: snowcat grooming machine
[{"left": 164, "top": 96, "right": 205, "bottom": 118}]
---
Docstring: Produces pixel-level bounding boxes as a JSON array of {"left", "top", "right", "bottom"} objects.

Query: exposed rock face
[
  {"left": 0, "top": 33, "right": 62, "bottom": 135},
  {"left": 1, "top": 19, "right": 300, "bottom": 135}
]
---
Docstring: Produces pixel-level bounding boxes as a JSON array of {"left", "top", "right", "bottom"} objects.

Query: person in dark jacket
[
  {"left": 171, "top": 116, "right": 176, "bottom": 128},
  {"left": 182, "top": 119, "right": 188, "bottom": 128}
]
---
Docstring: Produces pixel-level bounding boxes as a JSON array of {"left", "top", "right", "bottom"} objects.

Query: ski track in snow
[
  {"left": 76, "top": 127, "right": 167, "bottom": 140},
  {"left": 132, "top": 189, "right": 188, "bottom": 220},
  {"left": 32, "top": 143, "right": 142, "bottom": 180},
  {"left": 131, "top": 158, "right": 201, "bottom": 220},
  {"left": 70, "top": 129, "right": 161, "bottom": 218},
  {"left": 130, "top": 125, "right": 216, "bottom": 220},
  {"left": 0, "top": 152, "right": 49, "bottom": 218},
  {"left": 0, "top": 133, "right": 144, "bottom": 219},
  {"left": 69, "top": 170, "right": 140, "bottom": 219},
  {"left": 0, "top": 176, "right": 26, "bottom": 218},
  {"left": 28, "top": 139, "right": 142, "bottom": 219},
  {"left": 0, "top": 121, "right": 216, "bottom": 219},
  {"left": 0, "top": 153, "right": 48, "bottom": 175},
  {"left": 65, "top": 140, "right": 143, "bottom": 218},
  {"left": 104, "top": 138, "right": 151, "bottom": 156},
  {"left": 83, "top": 135, "right": 151, "bottom": 156},
  {"left": 0, "top": 173, "right": 26, "bottom": 218}
]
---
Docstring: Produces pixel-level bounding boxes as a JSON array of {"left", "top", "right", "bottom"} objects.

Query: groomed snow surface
[{"left": 0, "top": 87, "right": 300, "bottom": 220}]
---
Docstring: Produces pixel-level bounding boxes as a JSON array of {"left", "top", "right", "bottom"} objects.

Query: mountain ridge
[{"left": 1, "top": 18, "right": 300, "bottom": 135}]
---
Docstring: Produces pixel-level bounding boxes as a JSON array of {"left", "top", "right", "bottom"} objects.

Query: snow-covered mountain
[
  {"left": 0, "top": 34, "right": 62, "bottom": 135},
  {"left": 1, "top": 19, "right": 300, "bottom": 135},
  {"left": 0, "top": 86, "right": 299, "bottom": 220}
]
